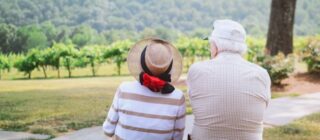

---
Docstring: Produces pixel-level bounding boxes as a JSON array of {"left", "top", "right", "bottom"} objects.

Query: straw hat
[{"left": 127, "top": 38, "right": 183, "bottom": 83}]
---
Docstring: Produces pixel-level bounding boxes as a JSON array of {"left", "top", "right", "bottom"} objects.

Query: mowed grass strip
[
  {"left": 264, "top": 112, "right": 320, "bottom": 140},
  {"left": 0, "top": 76, "right": 133, "bottom": 137},
  {"left": 0, "top": 76, "right": 191, "bottom": 138},
  {"left": 2, "top": 76, "right": 318, "bottom": 140}
]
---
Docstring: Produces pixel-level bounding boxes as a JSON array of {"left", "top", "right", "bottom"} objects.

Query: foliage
[
  {"left": 35, "top": 48, "right": 52, "bottom": 78},
  {"left": 71, "top": 25, "right": 100, "bottom": 48},
  {"left": 1, "top": 37, "right": 318, "bottom": 80},
  {"left": 302, "top": 37, "right": 320, "bottom": 73},
  {"left": 246, "top": 37, "right": 294, "bottom": 85},
  {"left": 253, "top": 53, "right": 294, "bottom": 85},
  {"left": 15, "top": 25, "right": 48, "bottom": 52},
  {"left": 246, "top": 37, "right": 266, "bottom": 62},
  {"left": 80, "top": 45, "right": 104, "bottom": 76},
  {"left": 0, "top": 23, "right": 17, "bottom": 53},
  {"left": 176, "top": 37, "right": 209, "bottom": 68},
  {"left": 60, "top": 44, "right": 79, "bottom": 78},
  {"left": 14, "top": 53, "right": 37, "bottom": 79},
  {"left": 0, "top": 0, "right": 319, "bottom": 42},
  {"left": 0, "top": 54, "right": 11, "bottom": 79},
  {"left": 104, "top": 40, "right": 133, "bottom": 75}
]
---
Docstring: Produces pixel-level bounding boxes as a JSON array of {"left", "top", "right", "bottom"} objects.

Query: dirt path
[{"left": 273, "top": 73, "right": 320, "bottom": 94}]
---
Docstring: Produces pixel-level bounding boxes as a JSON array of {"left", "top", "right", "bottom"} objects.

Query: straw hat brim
[{"left": 127, "top": 38, "right": 183, "bottom": 82}]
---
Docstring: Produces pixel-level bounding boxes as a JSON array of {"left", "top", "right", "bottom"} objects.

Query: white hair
[
  {"left": 209, "top": 36, "right": 247, "bottom": 55},
  {"left": 208, "top": 19, "right": 248, "bottom": 55}
]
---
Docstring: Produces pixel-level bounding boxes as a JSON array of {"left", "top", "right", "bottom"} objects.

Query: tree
[
  {"left": 1, "top": 0, "right": 320, "bottom": 36},
  {"left": 176, "top": 37, "right": 207, "bottom": 68},
  {"left": 61, "top": 45, "right": 78, "bottom": 78},
  {"left": 0, "top": 23, "right": 17, "bottom": 53},
  {"left": 15, "top": 25, "right": 48, "bottom": 52},
  {"left": 71, "top": 25, "right": 96, "bottom": 48},
  {"left": 41, "top": 22, "right": 58, "bottom": 47},
  {"left": 51, "top": 43, "right": 78, "bottom": 78},
  {"left": 80, "top": 45, "right": 104, "bottom": 76},
  {"left": 266, "top": 0, "right": 297, "bottom": 56},
  {"left": 0, "top": 54, "right": 11, "bottom": 79},
  {"left": 104, "top": 40, "right": 133, "bottom": 75},
  {"left": 14, "top": 53, "right": 37, "bottom": 79},
  {"left": 29, "top": 48, "right": 52, "bottom": 78}
]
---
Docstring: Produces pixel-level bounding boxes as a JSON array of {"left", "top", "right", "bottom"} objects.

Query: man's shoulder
[
  {"left": 189, "top": 60, "right": 211, "bottom": 71},
  {"left": 242, "top": 61, "right": 270, "bottom": 81},
  {"left": 243, "top": 61, "right": 268, "bottom": 73}
]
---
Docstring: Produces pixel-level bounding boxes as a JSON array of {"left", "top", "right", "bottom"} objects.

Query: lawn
[
  {"left": 264, "top": 113, "right": 320, "bottom": 140},
  {"left": 0, "top": 76, "right": 318, "bottom": 139},
  {"left": 0, "top": 76, "right": 133, "bottom": 138}
]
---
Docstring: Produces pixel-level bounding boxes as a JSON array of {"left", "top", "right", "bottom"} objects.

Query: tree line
[
  {"left": 0, "top": 22, "right": 185, "bottom": 54},
  {"left": 1, "top": 0, "right": 319, "bottom": 37},
  {"left": 0, "top": 37, "right": 210, "bottom": 79}
]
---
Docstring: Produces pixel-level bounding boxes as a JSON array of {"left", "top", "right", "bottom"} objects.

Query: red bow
[{"left": 141, "top": 73, "right": 166, "bottom": 92}]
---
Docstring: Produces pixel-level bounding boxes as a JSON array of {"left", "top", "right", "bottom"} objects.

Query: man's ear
[{"left": 210, "top": 42, "right": 218, "bottom": 59}]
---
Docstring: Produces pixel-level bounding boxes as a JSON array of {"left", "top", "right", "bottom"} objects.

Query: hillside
[{"left": 0, "top": 0, "right": 319, "bottom": 36}]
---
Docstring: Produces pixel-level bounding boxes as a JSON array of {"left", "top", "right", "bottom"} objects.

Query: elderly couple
[{"left": 102, "top": 19, "right": 271, "bottom": 140}]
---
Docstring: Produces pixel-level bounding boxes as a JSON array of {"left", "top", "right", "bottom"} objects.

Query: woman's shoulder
[
  {"left": 172, "top": 88, "right": 183, "bottom": 95},
  {"left": 171, "top": 88, "right": 185, "bottom": 100},
  {"left": 118, "top": 81, "right": 143, "bottom": 92},
  {"left": 118, "top": 81, "right": 184, "bottom": 99}
]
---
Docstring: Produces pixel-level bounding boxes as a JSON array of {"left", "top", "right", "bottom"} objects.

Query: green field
[
  {"left": 0, "top": 76, "right": 318, "bottom": 139},
  {"left": 264, "top": 113, "right": 320, "bottom": 140},
  {"left": 0, "top": 76, "right": 133, "bottom": 137},
  {"left": 0, "top": 76, "right": 191, "bottom": 138}
]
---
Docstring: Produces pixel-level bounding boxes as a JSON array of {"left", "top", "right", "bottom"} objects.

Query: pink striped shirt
[{"left": 103, "top": 81, "right": 186, "bottom": 140}]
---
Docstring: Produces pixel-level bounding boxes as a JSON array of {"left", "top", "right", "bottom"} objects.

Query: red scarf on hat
[
  {"left": 140, "top": 73, "right": 166, "bottom": 92},
  {"left": 139, "top": 46, "right": 175, "bottom": 94}
]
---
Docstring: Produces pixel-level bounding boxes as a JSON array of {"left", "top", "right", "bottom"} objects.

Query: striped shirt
[{"left": 103, "top": 81, "right": 186, "bottom": 140}]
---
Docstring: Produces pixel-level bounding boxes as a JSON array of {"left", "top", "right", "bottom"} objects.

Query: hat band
[
  {"left": 140, "top": 46, "right": 175, "bottom": 94},
  {"left": 140, "top": 46, "right": 173, "bottom": 82}
]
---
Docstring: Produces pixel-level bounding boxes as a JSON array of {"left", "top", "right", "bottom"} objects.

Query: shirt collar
[{"left": 215, "top": 51, "right": 243, "bottom": 60}]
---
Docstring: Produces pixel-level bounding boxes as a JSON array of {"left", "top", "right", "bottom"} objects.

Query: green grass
[
  {"left": 176, "top": 85, "right": 192, "bottom": 114},
  {"left": 0, "top": 76, "right": 192, "bottom": 138},
  {"left": 271, "top": 92, "right": 300, "bottom": 99},
  {"left": 264, "top": 113, "right": 320, "bottom": 140},
  {"left": 0, "top": 76, "right": 133, "bottom": 137},
  {"left": 1, "top": 74, "right": 316, "bottom": 139}
]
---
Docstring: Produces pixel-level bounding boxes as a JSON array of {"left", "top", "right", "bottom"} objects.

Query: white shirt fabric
[
  {"left": 103, "top": 81, "right": 186, "bottom": 140},
  {"left": 187, "top": 52, "right": 271, "bottom": 140}
]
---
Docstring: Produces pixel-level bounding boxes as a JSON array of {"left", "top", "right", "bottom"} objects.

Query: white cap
[{"left": 208, "top": 19, "right": 247, "bottom": 54}]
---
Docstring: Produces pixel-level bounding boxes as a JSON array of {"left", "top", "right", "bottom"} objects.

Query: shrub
[
  {"left": 14, "top": 53, "right": 38, "bottom": 79},
  {"left": 245, "top": 37, "right": 266, "bottom": 62},
  {"left": 103, "top": 40, "right": 133, "bottom": 75},
  {"left": 0, "top": 54, "right": 11, "bottom": 79},
  {"left": 302, "top": 38, "right": 320, "bottom": 74},
  {"left": 250, "top": 52, "right": 294, "bottom": 85},
  {"left": 80, "top": 45, "right": 104, "bottom": 76}
]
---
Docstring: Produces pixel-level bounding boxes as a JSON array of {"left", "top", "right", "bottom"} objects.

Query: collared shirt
[
  {"left": 187, "top": 52, "right": 271, "bottom": 140},
  {"left": 103, "top": 81, "right": 186, "bottom": 140}
]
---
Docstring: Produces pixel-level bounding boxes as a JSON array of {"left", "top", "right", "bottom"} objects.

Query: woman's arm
[
  {"left": 102, "top": 88, "right": 120, "bottom": 137},
  {"left": 173, "top": 95, "right": 186, "bottom": 140}
]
